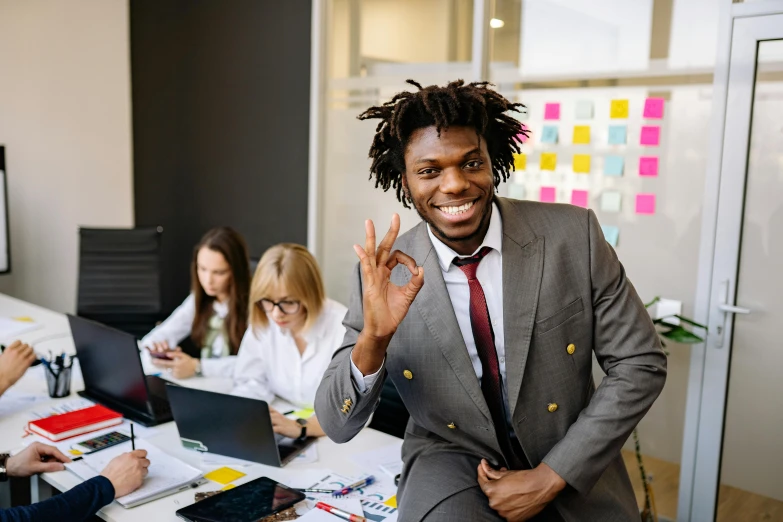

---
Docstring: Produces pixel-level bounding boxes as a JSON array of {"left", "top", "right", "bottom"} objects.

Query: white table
[{"left": 0, "top": 293, "right": 401, "bottom": 521}]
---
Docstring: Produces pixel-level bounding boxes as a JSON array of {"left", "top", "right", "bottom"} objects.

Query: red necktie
[{"left": 454, "top": 247, "right": 525, "bottom": 469}]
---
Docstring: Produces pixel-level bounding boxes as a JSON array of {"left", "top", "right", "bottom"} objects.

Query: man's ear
[{"left": 401, "top": 173, "right": 410, "bottom": 200}]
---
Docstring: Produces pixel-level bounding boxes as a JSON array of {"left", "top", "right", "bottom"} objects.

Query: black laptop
[
  {"left": 68, "top": 314, "right": 174, "bottom": 427},
  {"left": 166, "top": 385, "right": 316, "bottom": 467}
]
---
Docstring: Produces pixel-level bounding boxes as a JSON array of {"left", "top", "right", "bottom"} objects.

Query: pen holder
[{"left": 45, "top": 366, "right": 72, "bottom": 398}]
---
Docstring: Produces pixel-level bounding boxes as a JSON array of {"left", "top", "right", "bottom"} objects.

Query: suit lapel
[
  {"left": 496, "top": 199, "right": 544, "bottom": 421},
  {"left": 406, "top": 224, "right": 492, "bottom": 422}
]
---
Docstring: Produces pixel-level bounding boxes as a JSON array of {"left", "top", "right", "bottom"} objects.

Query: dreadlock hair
[{"left": 358, "top": 79, "right": 528, "bottom": 208}]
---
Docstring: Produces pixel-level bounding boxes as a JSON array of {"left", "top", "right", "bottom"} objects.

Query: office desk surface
[{"left": 0, "top": 293, "right": 402, "bottom": 521}]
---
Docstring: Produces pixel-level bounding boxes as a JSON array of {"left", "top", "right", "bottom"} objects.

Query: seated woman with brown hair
[{"left": 232, "top": 243, "right": 347, "bottom": 440}]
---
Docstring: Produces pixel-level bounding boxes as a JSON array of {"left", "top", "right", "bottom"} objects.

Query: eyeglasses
[{"left": 259, "top": 298, "right": 301, "bottom": 315}]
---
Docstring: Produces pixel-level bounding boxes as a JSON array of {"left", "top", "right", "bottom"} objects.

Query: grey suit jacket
[{"left": 315, "top": 198, "right": 667, "bottom": 521}]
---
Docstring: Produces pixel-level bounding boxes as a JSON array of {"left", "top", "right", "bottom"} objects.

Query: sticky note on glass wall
[
  {"left": 571, "top": 190, "right": 589, "bottom": 208},
  {"left": 600, "top": 191, "right": 622, "bottom": 213},
  {"left": 643, "top": 97, "right": 665, "bottom": 119},
  {"left": 601, "top": 225, "right": 620, "bottom": 247},
  {"left": 635, "top": 194, "right": 656, "bottom": 215},
  {"left": 513, "top": 153, "right": 527, "bottom": 171},
  {"left": 541, "top": 126, "right": 559, "bottom": 144},
  {"left": 540, "top": 186, "right": 556, "bottom": 203},
  {"left": 573, "top": 154, "right": 591, "bottom": 173},
  {"left": 575, "top": 100, "right": 594, "bottom": 119},
  {"left": 639, "top": 156, "right": 659, "bottom": 177},
  {"left": 540, "top": 153, "right": 557, "bottom": 171},
  {"left": 572, "top": 126, "right": 590, "bottom": 144},
  {"left": 604, "top": 155, "right": 624, "bottom": 176},
  {"left": 544, "top": 103, "right": 560, "bottom": 120},
  {"left": 608, "top": 125, "right": 627, "bottom": 145},
  {"left": 508, "top": 183, "right": 525, "bottom": 200},
  {"left": 610, "top": 99, "right": 629, "bottom": 119},
  {"left": 516, "top": 123, "right": 530, "bottom": 144},
  {"left": 640, "top": 125, "right": 661, "bottom": 146}
]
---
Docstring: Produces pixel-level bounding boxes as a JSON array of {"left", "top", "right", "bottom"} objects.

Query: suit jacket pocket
[{"left": 536, "top": 297, "right": 584, "bottom": 335}]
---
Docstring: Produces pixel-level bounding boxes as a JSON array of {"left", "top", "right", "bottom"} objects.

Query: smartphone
[{"left": 146, "top": 347, "right": 173, "bottom": 360}]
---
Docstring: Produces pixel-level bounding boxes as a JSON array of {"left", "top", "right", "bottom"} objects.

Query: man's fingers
[
  {"left": 364, "top": 219, "right": 377, "bottom": 269},
  {"left": 6, "top": 340, "right": 22, "bottom": 350},
  {"left": 477, "top": 463, "right": 491, "bottom": 492},
  {"left": 39, "top": 445, "right": 71, "bottom": 464},
  {"left": 354, "top": 244, "right": 376, "bottom": 288},
  {"left": 139, "top": 458, "right": 151, "bottom": 468},
  {"left": 38, "top": 462, "right": 66, "bottom": 473},
  {"left": 130, "top": 450, "right": 148, "bottom": 459},
  {"left": 385, "top": 250, "right": 418, "bottom": 275},
  {"left": 376, "top": 213, "right": 401, "bottom": 267}
]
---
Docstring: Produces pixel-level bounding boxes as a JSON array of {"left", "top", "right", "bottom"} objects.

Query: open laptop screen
[{"left": 68, "top": 315, "right": 150, "bottom": 414}]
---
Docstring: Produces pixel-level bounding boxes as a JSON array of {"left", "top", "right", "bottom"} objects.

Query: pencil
[{"left": 131, "top": 424, "right": 135, "bottom": 450}]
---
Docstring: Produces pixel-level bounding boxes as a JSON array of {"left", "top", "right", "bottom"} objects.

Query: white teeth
[{"left": 440, "top": 201, "right": 474, "bottom": 215}]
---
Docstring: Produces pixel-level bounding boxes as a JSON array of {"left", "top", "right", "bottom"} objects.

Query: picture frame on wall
[{"left": 0, "top": 146, "right": 11, "bottom": 274}]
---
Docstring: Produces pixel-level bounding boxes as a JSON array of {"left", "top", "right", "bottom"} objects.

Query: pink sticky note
[
  {"left": 516, "top": 123, "right": 529, "bottom": 143},
  {"left": 540, "top": 186, "right": 556, "bottom": 203},
  {"left": 639, "top": 156, "right": 659, "bottom": 177},
  {"left": 643, "top": 98, "right": 664, "bottom": 119},
  {"left": 544, "top": 103, "right": 560, "bottom": 120},
  {"left": 640, "top": 125, "right": 660, "bottom": 146},
  {"left": 571, "top": 190, "right": 588, "bottom": 208},
  {"left": 635, "top": 194, "right": 656, "bottom": 215}
]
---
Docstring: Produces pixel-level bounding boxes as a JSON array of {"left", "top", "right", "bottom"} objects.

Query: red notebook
[{"left": 28, "top": 404, "right": 123, "bottom": 441}]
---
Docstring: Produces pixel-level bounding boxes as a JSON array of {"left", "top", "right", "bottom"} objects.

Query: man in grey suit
[{"left": 315, "top": 80, "right": 666, "bottom": 521}]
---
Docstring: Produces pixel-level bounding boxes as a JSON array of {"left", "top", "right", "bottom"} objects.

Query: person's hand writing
[
  {"left": 0, "top": 340, "right": 36, "bottom": 394},
  {"left": 269, "top": 407, "right": 302, "bottom": 439},
  {"left": 477, "top": 459, "right": 565, "bottom": 521},
  {"left": 100, "top": 450, "right": 150, "bottom": 498},
  {"left": 351, "top": 214, "right": 424, "bottom": 375},
  {"left": 6, "top": 442, "right": 71, "bottom": 477},
  {"left": 151, "top": 350, "right": 196, "bottom": 379}
]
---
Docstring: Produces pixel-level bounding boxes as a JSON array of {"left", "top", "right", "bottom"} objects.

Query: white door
[{"left": 685, "top": 12, "right": 783, "bottom": 522}]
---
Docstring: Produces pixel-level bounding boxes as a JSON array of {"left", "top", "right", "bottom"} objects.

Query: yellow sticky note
[
  {"left": 572, "top": 126, "right": 590, "bottom": 144},
  {"left": 292, "top": 408, "right": 315, "bottom": 419},
  {"left": 204, "top": 467, "right": 246, "bottom": 485},
  {"left": 610, "top": 99, "right": 629, "bottom": 119},
  {"left": 384, "top": 495, "right": 398, "bottom": 508},
  {"left": 221, "top": 483, "right": 236, "bottom": 491},
  {"left": 540, "top": 153, "right": 557, "bottom": 171},
  {"left": 573, "top": 154, "right": 591, "bottom": 173},
  {"left": 513, "top": 153, "right": 526, "bottom": 171},
  {"left": 12, "top": 316, "right": 34, "bottom": 322}
]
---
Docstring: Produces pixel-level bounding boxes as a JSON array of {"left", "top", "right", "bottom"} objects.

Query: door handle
[{"left": 715, "top": 279, "right": 752, "bottom": 348}]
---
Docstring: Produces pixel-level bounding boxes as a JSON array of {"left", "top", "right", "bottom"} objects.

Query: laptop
[
  {"left": 67, "top": 314, "right": 174, "bottom": 427},
  {"left": 166, "top": 385, "right": 316, "bottom": 467}
]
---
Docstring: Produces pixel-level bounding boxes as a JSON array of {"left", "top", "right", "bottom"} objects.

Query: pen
[
  {"left": 131, "top": 424, "right": 135, "bottom": 451},
  {"left": 295, "top": 488, "right": 337, "bottom": 494},
  {"left": 281, "top": 410, "right": 295, "bottom": 416},
  {"left": 333, "top": 475, "right": 375, "bottom": 497},
  {"left": 316, "top": 501, "right": 367, "bottom": 522}
]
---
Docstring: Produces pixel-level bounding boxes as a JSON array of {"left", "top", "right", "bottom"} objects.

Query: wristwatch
[
  {"left": 194, "top": 360, "right": 203, "bottom": 377},
  {"left": 0, "top": 453, "right": 10, "bottom": 482},
  {"left": 295, "top": 418, "right": 308, "bottom": 442}
]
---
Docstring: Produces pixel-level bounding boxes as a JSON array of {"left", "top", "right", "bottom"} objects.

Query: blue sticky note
[
  {"left": 608, "top": 125, "right": 627, "bottom": 145},
  {"left": 604, "top": 156, "right": 624, "bottom": 176},
  {"left": 601, "top": 225, "right": 619, "bottom": 247},
  {"left": 541, "top": 125, "right": 559, "bottom": 144}
]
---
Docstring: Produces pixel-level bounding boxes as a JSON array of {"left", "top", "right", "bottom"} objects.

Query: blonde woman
[{"left": 232, "top": 244, "right": 347, "bottom": 440}]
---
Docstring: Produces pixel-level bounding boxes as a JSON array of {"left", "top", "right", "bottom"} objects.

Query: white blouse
[
  {"left": 231, "top": 298, "right": 348, "bottom": 409},
  {"left": 139, "top": 294, "right": 235, "bottom": 377}
]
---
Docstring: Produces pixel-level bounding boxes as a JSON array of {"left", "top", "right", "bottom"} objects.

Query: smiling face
[{"left": 402, "top": 125, "right": 495, "bottom": 255}]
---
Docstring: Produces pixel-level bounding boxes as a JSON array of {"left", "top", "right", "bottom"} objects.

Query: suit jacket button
[
  {"left": 403, "top": 370, "right": 413, "bottom": 380},
  {"left": 344, "top": 398, "right": 353, "bottom": 406},
  {"left": 567, "top": 343, "right": 576, "bottom": 355},
  {"left": 341, "top": 405, "right": 350, "bottom": 413},
  {"left": 447, "top": 422, "right": 456, "bottom": 429},
  {"left": 547, "top": 403, "right": 558, "bottom": 413}
]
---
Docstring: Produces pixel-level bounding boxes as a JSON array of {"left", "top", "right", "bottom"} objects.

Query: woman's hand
[
  {"left": 152, "top": 351, "right": 198, "bottom": 379},
  {"left": 269, "top": 407, "right": 303, "bottom": 439}
]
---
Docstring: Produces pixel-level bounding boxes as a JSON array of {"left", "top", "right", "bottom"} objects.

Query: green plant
[{"left": 635, "top": 297, "right": 706, "bottom": 522}]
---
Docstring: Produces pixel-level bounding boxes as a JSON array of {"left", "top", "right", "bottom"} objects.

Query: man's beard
[{"left": 408, "top": 192, "right": 494, "bottom": 247}]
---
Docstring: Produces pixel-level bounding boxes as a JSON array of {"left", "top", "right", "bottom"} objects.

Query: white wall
[{"left": 0, "top": 0, "right": 134, "bottom": 313}]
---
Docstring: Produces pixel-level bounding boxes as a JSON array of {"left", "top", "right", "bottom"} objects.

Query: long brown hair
[{"left": 190, "top": 227, "right": 250, "bottom": 354}]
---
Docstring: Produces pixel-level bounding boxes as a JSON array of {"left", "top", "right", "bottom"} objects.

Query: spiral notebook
[{"left": 66, "top": 439, "right": 203, "bottom": 508}]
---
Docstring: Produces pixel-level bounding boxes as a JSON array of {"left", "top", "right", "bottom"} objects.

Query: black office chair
[
  {"left": 77, "top": 227, "right": 164, "bottom": 338},
  {"left": 368, "top": 378, "right": 410, "bottom": 439}
]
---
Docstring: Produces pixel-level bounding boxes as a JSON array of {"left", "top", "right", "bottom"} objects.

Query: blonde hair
[{"left": 250, "top": 243, "right": 326, "bottom": 332}]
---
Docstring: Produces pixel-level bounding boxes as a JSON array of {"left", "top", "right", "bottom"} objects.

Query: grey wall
[{"left": 131, "top": 0, "right": 311, "bottom": 312}]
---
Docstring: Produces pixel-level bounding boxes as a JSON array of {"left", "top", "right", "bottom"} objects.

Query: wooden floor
[{"left": 622, "top": 451, "right": 783, "bottom": 521}]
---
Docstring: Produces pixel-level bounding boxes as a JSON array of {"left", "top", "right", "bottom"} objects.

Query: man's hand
[
  {"left": 477, "top": 459, "right": 566, "bottom": 521},
  {"left": 100, "top": 450, "right": 150, "bottom": 498},
  {"left": 351, "top": 214, "right": 424, "bottom": 375},
  {"left": 6, "top": 442, "right": 71, "bottom": 478},
  {"left": 151, "top": 350, "right": 197, "bottom": 379},
  {"left": 0, "top": 340, "right": 36, "bottom": 394}
]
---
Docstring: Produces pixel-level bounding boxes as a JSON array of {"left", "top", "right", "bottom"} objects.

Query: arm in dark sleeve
[
  {"left": 542, "top": 209, "right": 667, "bottom": 494},
  {"left": 315, "top": 262, "right": 387, "bottom": 443},
  {"left": 0, "top": 475, "right": 115, "bottom": 522}
]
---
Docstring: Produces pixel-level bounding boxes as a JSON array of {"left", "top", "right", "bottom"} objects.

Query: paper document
[
  {"left": 0, "top": 390, "right": 50, "bottom": 417},
  {"left": 349, "top": 443, "right": 403, "bottom": 480},
  {"left": 66, "top": 439, "right": 202, "bottom": 508},
  {"left": 0, "top": 317, "right": 43, "bottom": 342}
]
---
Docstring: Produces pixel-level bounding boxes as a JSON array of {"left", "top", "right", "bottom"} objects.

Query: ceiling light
[{"left": 490, "top": 18, "right": 505, "bottom": 29}]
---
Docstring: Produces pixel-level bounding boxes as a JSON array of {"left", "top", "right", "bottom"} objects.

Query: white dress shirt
[
  {"left": 231, "top": 298, "right": 348, "bottom": 409},
  {"left": 139, "top": 294, "right": 235, "bottom": 377},
  {"left": 351, "top": 203, "right": 512, "bottom": 423}
]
